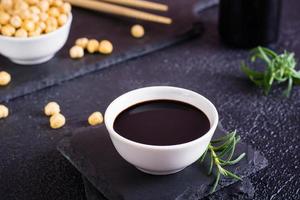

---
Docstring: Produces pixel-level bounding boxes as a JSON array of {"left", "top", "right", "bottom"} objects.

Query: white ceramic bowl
[
  {"left": 0, "top": 14, "right": 72, "bottom": 65},
  {"left": 105, "top": 86, "right": 219, "bottom": 175}
]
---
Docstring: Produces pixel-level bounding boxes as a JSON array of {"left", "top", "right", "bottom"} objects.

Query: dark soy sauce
[{"left": 113, "top": 100, "right": 210, "bottom": 146}]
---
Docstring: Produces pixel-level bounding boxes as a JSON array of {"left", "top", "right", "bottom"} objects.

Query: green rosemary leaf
[
  {"left": 221, "top": 153, "right": 246, "bottom": 166},
  {"left": 257, "top": 47, "right": 272, "bottom": 64},
  {"left": 229, "top": 153, "right": 246, "bottom": 165},
  {"left": 241, "top": 65, "right": 264, "bottom": 87},
  {"left": 213, "top": 140, "right": 233, "bottom": 152},
  {"left": 291, "top": 70, "right": 300, "bottom": 79},
  {"left": 208, "top": 152, "right": 214, "bottom": 175},
  {"left": 218, "top": 141, "right": 234, "bottom": 158},
  {"left": 273, "top": 68, "right": 285, "bottom": 81},
  {"left": 201, "top": 131, "right": 245, "bottom": 193},
  {"left": 241, "top": 47, "right": 298, "bottom": 97},
  {"left": 211, "top": 130, "right": 236, "bottom": 144},
  {"left": 241, "top": 64, "right": 264, "bottom": 79},
  {"left": 250, "top": 48, "right": 261, "bottom": 62},
  {"left": 259, "top": 46, "right": 278, "bottom": 58},
  {"left": 223, "top": 135, "right": 237, "bottom": 162},
  {"left": 263, "top": 68, "right": 273, "bottom": 95},
  {"left": 213, "top": 132, "right": 236, "bottom": 151},
  {"left": 223, "top": 169, "right": 242, "bottom": 180},
  {"left": 283, "top": 77, "right": 293, "bottom": 97},
  {"left": 210, "top": 171, "right": 220, "bottom": 193},
  {"left": 286, "top": 52, "right": 295, "bottom": 64},
  {"left": 219, "top": 135, "right": 240, "bottom": 164},
  {"left": 199, "top": 147, "right": 208, "bottom": 163}
]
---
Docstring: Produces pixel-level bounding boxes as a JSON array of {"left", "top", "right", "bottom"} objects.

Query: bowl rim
[
  {"left": 105, "top": 86, "right": 219, "bottom": 150},
  {"left": 0, "top": 13, "right": 72, "bottom": 41}
]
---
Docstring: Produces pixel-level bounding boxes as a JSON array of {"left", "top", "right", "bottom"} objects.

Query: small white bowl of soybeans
[{"left": 0, "top": 0, "right": 72, "bottom": 65}]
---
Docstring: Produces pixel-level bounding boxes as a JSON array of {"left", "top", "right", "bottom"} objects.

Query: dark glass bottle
[{"left": 218, "top": 0, "right": 282, "bottom": 48}]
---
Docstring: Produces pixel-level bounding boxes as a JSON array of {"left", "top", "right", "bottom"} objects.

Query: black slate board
[
  {"left": 82, "top": 174, "right": 257, "bottom": 200},
  {"left": 83, "top": 177, "right": 107, "bottom": 200},
  {"left": 57, "top": 123, "right": 268, "bottom": 200},
  {"left": 0, "top": 0, "right": 219, "bottom": 103}
]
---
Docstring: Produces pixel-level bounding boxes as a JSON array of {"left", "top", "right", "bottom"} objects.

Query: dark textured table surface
[{"left": 0, "top": 1, "right": 300, "bottom": 200}]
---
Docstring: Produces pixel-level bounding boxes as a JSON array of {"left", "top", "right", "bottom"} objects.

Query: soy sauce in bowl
[{"left": 113, "top": 100, "right": 210, "bottom": 146}]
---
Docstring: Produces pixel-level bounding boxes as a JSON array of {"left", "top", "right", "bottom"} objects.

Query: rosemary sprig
[
  {"left": 200, "top": 130, "right": 246, "bottom": 193},
  {"left": 241, "top": 46, "right": 300, "bottom": 97}
]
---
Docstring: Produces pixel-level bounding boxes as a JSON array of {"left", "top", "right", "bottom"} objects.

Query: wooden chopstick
[
  {"left": 65, "top": 0, "right": 172, "bottom": 24},
  {"left": 100, "top": 0, "right": 168, "bottom": 12}
]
